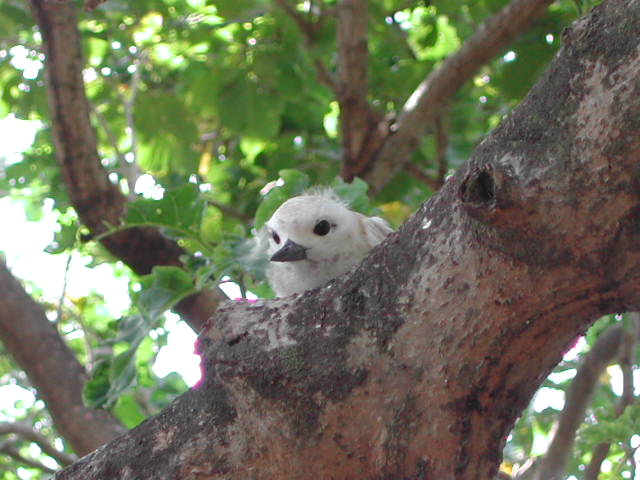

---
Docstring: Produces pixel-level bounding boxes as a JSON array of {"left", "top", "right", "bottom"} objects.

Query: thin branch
[
  {"left": 207, "top": 200, "right": 252, "bottom": 222},
  {"left": 0, "top": 441, "right": 57, "bottom": 474},
  {"left": 89, "top": 100, "right": 139, "bottom": 199},
  {"left": 273, "top": 0, "right": 338, "bottom": 91},
  {"left": 54, "top": 255, "right": 72, "bottom": 325},
  {"left": 273, "top": 0, "right": 315, "bottom": 37},
  {"left": 365, "top": 0, "right": 554, "bottom": 192},
  {"left": 435, "top": 114, "right": 449, "bottom": 186},
  {"left": 584, "top": 313, "right": 640, "bottom": 480},
  {"left": 337, "top": 0, "right": 378, "bottom": 181},
  {"left": 123, "top": 52, "right": 143, "bottom": 166},
  {"left": 85, "top": 0, "right": 108, "bottom": 12},
  {"left": 0, "top": 422, "right": 76, "bottom": 466},
  {"left": 403, "top": 114, "right": 450, "bottom": 191},
  {"left": 404, "top": 163, "right": 440, "bottom": 190},
  {"left": 533, "top": 323, "right": 626, "bottom": 480}
]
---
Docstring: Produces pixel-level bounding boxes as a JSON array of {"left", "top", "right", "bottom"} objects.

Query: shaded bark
[
  {"left": 28, "top": 0, "right": 222, "bottom": 333},
  {"left": 52, "top": 0, "right": 640, "bottom": 478},
  {"left": 0, "top": 261, "right": 125, "bottom": 456}
]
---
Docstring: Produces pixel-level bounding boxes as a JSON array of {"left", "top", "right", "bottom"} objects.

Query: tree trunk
[{"left": 54, "top": 0, "right": 640, "bottom": 478}]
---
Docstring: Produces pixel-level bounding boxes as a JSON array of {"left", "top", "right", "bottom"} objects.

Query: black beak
[{"left": 270, "top": 239, "right": 308, "bottom": 262}]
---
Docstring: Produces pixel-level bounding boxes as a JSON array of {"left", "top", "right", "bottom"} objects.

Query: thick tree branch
[
  {"left": 52, "top": 1, "right": 640, "bottom": 477},
  {"left": 0, "top": 261, "right": 125, "bottom": 456},
  {"left": 28, "top": 0, "right": 222, "bottom": 332},
  {"left": 336, "top": 0, "right": 386, "bottom": 181},
  {"left": 364, "top": 0, "right": 554, "bottom": 192},
  {"left": 0, "top": 421, "right": 77, "bottom": 466}
]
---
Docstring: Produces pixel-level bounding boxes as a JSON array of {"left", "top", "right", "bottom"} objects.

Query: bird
[{"left": 264, "top": 188, "right": 393, "bottom": 297}]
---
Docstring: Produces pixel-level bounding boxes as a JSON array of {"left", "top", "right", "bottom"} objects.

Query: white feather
[{"left": 263, "top": 189, "right": 393, "bottom": 296}]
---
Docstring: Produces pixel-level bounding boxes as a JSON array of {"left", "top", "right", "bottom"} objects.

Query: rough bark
[
  {"left": 0, "top": 261, "right": 125, "bottom": 456},
  {"left": 52, "top": 0, "right": 640, "bottom": 478},
  {"left": 28, "top": 0, "right": 222, "bottom": 333}
]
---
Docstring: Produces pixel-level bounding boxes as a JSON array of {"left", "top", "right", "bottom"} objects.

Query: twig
[
  {"left": 85, "top": 0, "right": 108, "bottom": 12},
  {"left": 0, "top": 422, "right": 76, "bottom": 466},
  {"left": 583, "top": 313, "right": 639, "bottom": 480},
  {"left": 435, "top": 114, "right": 449, "bottom": 186},
  {"left": 404, "top": 113, "right": 450, "bottom": 191},
  {"left": 273, "top": 0, "right": 316, "bottom": 37},
  {"left": 273, "top": 0, "right": 338, "bottom": 91},
  {"left": 404, "top": 163, "right": 440, "bottom": 191},
  {"left": 54, "top": 254, "right": 72, "bottom": 325},
  {"left": 533, "top": 322, "right": 626, "bottom": 480}
]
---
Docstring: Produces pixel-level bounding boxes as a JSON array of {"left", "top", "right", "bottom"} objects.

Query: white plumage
[{"left": 264, "top": 189, "right": 393, "bottom": 297}]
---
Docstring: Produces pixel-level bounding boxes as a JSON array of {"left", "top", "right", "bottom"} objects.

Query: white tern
[{"left": 264, "top": 189, "right": 393, "bottom": 297}]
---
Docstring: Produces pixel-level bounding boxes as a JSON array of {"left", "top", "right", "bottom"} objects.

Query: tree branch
[
  {"left": 583, "top": 313, "right": 640, "bottom": 480},
  {"left": 532, "top": 323, "right": 626, "bottom": 480},
  {"left": 404, "top": 114, "right": 450, "bottom": 191},
  {"left": 404, "top": 163, "right": 441, "bottom": 190},
  {"left": 336, "top": 0, "right": 382, "bottom": 181},
  {"left": 273, "top": 0, "right": 338, "bottom": 91},
  {"left": 51, "top": 1, "right": 640, "bottom": 477},
  {"left": 0, "top": 261, "right": 125, "bottom": 455},
  {"left": 0, "top": 441, "right": 57, "bottom": 474},
  {"left": 28, "top": 0, "right": 223, "bottom": 332},
  {"left": 364, "top": 0, "right": 554, "bottom": 192},
  {"left": 0, "top": 421, "right": 77, "bottom": 466}
]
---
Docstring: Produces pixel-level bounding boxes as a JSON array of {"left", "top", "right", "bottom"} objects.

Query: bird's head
[{"left": 265, "top": 190, "right": 360, "bottom": 264}]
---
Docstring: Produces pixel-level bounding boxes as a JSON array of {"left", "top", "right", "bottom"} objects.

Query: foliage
[{"left": 1, "top": 0, "right": 637, "bottom": 479}]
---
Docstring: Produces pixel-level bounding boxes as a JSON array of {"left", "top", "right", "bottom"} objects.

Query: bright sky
[{"left": 0, "top": 115, "right": 202, "bottom": 393}]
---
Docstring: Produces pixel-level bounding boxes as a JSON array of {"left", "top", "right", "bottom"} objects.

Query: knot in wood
[{"left": 459, "top": 165, "right": 496, "bottom": 206}]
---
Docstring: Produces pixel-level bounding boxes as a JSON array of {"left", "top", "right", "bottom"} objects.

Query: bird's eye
[
  {"left": 271, "top": 231, "right": 281, "bottom": 244},
  {"left": 313, "top": 219, "right": 331, "bottom": 236}
]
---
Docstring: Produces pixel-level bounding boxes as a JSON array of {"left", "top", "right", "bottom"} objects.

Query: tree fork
[{"left": 54, "top": 0, "right": 640, "bottom": 478}]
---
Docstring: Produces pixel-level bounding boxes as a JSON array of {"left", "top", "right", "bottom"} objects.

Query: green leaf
[
  {"left": 217, "top": 71, "right": 285, "bottom": 140},
  {"left": 135, "top": 266, "right": 196, "bottom": 317},
  {"left": 124, "top": 184, "right": 207, "bottom": 244},
  {"left": 84, "top": 266, "right": 196, "bottom": 408},
  {"left": 83, "top": 358, "right": 112, "bottom": 408},
  {"left": 45, "top": 222, "right": 78, "bottom": 254},
  {"left": 113, "top": 394, "right": 147, "bottom": 428}
]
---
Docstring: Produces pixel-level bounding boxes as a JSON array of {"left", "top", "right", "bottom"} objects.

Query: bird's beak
[{"left": 270, "top": 239, "right": 308, "bottom": 262}]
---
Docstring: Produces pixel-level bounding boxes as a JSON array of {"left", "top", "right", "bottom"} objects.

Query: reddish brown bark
[
  {"left": 29, "top": 0, "right": 222, "bottom": 333},
  {"left": 52, "top": 0, "right": 640, "bottom": 478}
]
